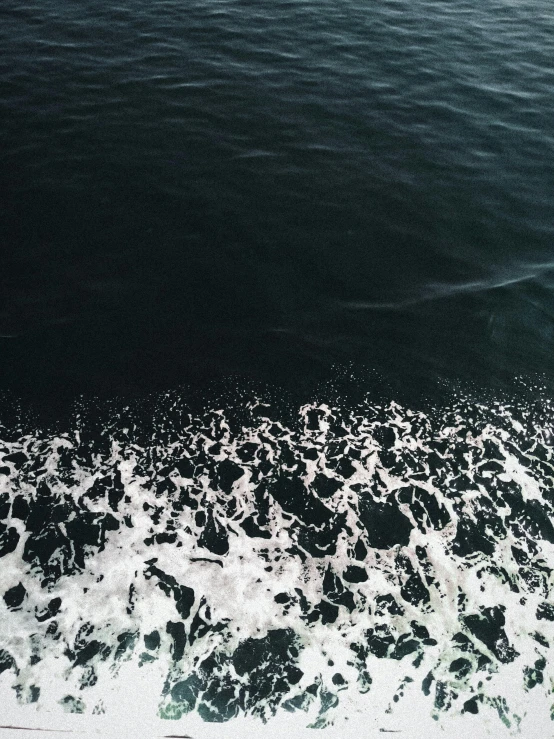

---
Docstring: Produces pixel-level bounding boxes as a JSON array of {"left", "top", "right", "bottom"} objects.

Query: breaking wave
[{"left": 0, "top": 374, "right": 553, "bottom": 734}]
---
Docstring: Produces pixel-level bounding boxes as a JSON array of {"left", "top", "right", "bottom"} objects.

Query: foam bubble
[{"left": 0, "top": 383, "right": 553, "bottom": 735}]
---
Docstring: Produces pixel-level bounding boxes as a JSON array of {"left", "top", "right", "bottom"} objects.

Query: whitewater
[{"left": 1, "top": 374, "right": 553, "bottom": 737}]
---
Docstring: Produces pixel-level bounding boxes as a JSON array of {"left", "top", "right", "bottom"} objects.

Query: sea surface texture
[
  {"left": 1, "top": 381, "right": 554, "bottom": 736},
  {"left": 1, "top": 0, "right": 554, "bottom": 735}
]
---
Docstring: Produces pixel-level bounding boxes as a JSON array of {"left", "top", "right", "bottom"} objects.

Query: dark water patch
[{"left": 2, "top": 0, "right": 554, "bottom": 407}]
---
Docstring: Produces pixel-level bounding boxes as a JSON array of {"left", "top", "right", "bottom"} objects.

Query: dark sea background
[
  {"left": 3, "top": 3, "right": 554, "bottom": 731},
  {"left": 2, "top": 0, "right": 554, "bottom": 410}
]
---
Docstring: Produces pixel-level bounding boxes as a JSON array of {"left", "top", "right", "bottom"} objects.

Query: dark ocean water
[
  {"left": 2, "top": 2, "right": 554, "bottom": 735},
  {"left": 2, "top": 0, "right": 554, "bottom": 408}
]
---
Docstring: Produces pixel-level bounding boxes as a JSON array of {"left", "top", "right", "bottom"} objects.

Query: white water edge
[{"left": 1, "top": 383, "right": 554, "bottom": 738}]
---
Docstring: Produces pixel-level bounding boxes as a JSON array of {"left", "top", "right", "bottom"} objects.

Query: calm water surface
[{"left": 2, "top": 0, "right": 554, "bottom": 406}]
